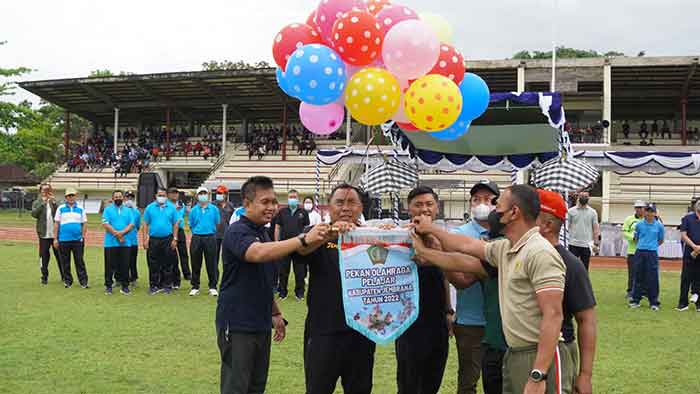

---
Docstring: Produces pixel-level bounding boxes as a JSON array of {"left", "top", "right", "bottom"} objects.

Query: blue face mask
[
  {"left": 198, "top": 194, "right": 209, "bottom": 203},
  {"left": 288, "top": 198, "right": 299, "bottom": 209},
  {"left": 216, "top": 194, "right": 225, "bottom": 202}
]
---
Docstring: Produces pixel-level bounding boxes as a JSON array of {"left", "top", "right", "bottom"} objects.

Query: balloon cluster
[{"left": 272, "top": 0, "right": 490, "bottom": 140}]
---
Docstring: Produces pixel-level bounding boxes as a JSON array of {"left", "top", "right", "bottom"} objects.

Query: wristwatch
[
  {"left": 297, "top": 233, "right": 308, "bottom": 247},
  {"left": 529, "top": 369, "right": 547, "bottom": 382}
]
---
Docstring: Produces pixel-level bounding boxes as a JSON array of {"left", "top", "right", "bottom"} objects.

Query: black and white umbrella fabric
[
  {"left": 362, "top": 160, "right": 418, "bottom": 194},
  {"left": 532, "top": 156, "right": 599, "bottom": 193}
]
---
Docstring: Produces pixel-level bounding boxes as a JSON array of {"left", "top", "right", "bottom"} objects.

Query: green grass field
[
  {"left": 0, "top": 209, "right": 106, "bottom": 232},
  {"left": 0, "top": 239, "right": 698, "bottom": 394}
]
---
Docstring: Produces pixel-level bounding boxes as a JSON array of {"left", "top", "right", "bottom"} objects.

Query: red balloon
[
  {"left": 427, "top": 43, "right": 466, "bottom": 85},
  {"left": 272, "top": 23, "right": 322, "bottom": 70},
  {"left": 366, "top": 0, "right": 391, "bottom": 16},
  {"left": 330, "top": 10, "right": 383, "bottom": 66}
]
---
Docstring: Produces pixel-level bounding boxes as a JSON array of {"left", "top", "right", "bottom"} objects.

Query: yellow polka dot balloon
[
  {"left": 344, "top": 67, "right": 401, "bottom": 126},
  {"left": 404, "top": 74, "right": 462, "bottom": 131}
]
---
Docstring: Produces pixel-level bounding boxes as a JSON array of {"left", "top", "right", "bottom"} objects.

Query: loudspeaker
[{"left": 137, "top": 172, "right": 165, "bottom": 209}]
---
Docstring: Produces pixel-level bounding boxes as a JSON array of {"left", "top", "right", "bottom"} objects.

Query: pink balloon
[
  {"left": 375, "top": 4, "right": 418, "bottom": 37},
  {"left": 315, "top": 0, "right": 367, "bottom": 44},
  {"left": 391, "top": 79, "right": 411, "bottom": 122},
  {"left": 300, "top": 102, "right": 345, "bottom": 135},
  {"left": 382, "top": 19, "right": 440, "bottom": 80}
]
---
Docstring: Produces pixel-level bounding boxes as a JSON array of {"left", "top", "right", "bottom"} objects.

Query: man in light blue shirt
[
  {"left": 143, "top": 187, "right": 179, "bottom": 295},
  {"left": 448, "top": 179, "right": 499, "bottom": 394},
  {"left": 188, "top": 186, "right": 221, "bottom": 296},
  {"left": 102, "top": 190, "right": 134, "bottom": 295},
  {"left": 124, "top": 190, "right": 141, "bottom": 286},
  {"left": 630, "top": 203, "right": 665, "bottom": 310},
  {"left": 53, "top": 187, "right": 89, "bottom": 289}
]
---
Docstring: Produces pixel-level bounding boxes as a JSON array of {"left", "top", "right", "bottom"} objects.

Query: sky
[{"left": 2, "top": 0, "right": 698, "bottom": 104}]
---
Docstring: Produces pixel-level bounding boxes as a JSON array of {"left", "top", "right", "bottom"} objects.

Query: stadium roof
[{"left": 18, "top": 56, "right": 700, "bottom": 126}]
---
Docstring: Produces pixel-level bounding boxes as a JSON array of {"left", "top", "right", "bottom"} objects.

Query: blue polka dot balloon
[
  {"left": 284, "top": 44, "right": 347, "bottom": 105},
  {"left": 276, "top": 67, "right": 296, "bottom": 98}
]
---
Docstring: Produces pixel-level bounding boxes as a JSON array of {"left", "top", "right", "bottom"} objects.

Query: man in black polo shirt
[
  {"left": 677, "top": 200, "right": 700, "bottom": 311},
  {"left": 537, "top": 189, "right": 597, "bottom": 394},
  {"left": 274, "top": 189, "right": 310, "bottom": 300},
  {"left": 216, "top": 176, "right": 328, "bottom": 394},
  {"left": 295, "top": 183, "right": 375, "bottom": 394},
  {"left": 395, "top": 186, "right": 450, "bottom": 394}
]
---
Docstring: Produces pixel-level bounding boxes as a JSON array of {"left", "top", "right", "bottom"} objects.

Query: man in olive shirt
[
  {"left": 412, "top": 185, "right": 566, "bottom": 394},
  {"left": 31, "top": 183, "right": 64, "bottom": 284}
]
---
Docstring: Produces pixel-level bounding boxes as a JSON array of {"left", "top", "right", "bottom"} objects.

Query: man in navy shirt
[
  {"left": 102, "top": 190, "right": 134, "bottom": 295},
  {"left": 216, "top": 176, "right": 328, "bottom": 394},
  {"left": 677, "top": 200, "right": 700, "bottom": 311},
  {"left": 630, "top": 204, "right": 665, "bottom": 310},
  {"left": 189, "top": 186, "right": 220, "bottom": 297},
  {"left": 142, "top": 187, "right": 179, "bottom": 295},
  {"left": 168, "top": 187, "right": 191, "bottom": 289}
]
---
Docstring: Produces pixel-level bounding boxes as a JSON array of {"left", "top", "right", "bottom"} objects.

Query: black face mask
[
  {"left": 487, "top": 209, "right": 508, "bottom": 239},
  {"left": 579, "top": 197, "right": 589, "bottom": 205},
  {"left": 114, "top": 199, "right": 123, "bottom": 207}
]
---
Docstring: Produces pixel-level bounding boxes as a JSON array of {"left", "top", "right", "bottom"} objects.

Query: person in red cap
[{"left": 536, "top": 189, "right": 598, "bottom": 394}]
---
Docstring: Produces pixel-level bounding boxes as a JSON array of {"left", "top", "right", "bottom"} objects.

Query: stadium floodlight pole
[
  {"left": 113, "top": 107, "right": 119, "bottom": 154},
  {"left": 222, "top": 104, "right": 228, "bottom": 156}
]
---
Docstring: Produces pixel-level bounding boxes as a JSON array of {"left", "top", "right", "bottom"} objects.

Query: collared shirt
[
  {"left": 143, "top": 201, "right": 177, "bottom": 237},
  {"left": 308, "top": 210, "right": 323, "bottom": 226},
  {"left": 680, "top": 212, "right": 700, "bottom": 258},
  {"left": 622, "top": 214, "right": 642, "bottom": 255},
  {"left": 102, "top": 204, "right": 133, "bottom": 248},
  {"left": 634, "top": 219, "right": 664, "bottom": 252},
  {"left": 54, "top": 203, "right": 87, "bottom": 242},
  {"left": 189, "top": 203, "right": 221, "bottom": 235},
  {"left": 554, "top": 245, "right": 597, "bottom": 343},
  {"left": 216, "top": 215, "right": 277, "bottom": 332},
  {"left": 174, "top": 203, "right": 186, "bottom": 230},
  {"left": 451, "top": 220, "right": 487, "bottom": 326},
  {"left": 216, "top": 201, "right": 235, "bottom": 240},
  {"left": 484, "top": 227, "right": 566, "bottom": 348},
  {"left": 45, "top": 203, "right": 55, "bottom": 239},
  {"left": 126, "top": 207, "right": 141, "bottom": 247},
  {"left": 275, "top": 207, "right": 310, "bottom": 240},
  {"left": 567, "top": 205, "right": 598, "bottom": 247}
]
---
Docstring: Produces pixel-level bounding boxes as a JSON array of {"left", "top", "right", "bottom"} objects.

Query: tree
[
  {"left": 511, "top": 47, "right": 626, "bottom": 59},
  {"left": 0, "top": 41, "right": 35, "bottom": 132},
  {"left": 201, "top": 60, "right": 271, "bottom": 71}
]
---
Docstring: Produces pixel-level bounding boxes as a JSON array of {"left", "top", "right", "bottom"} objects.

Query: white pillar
[
  {"left": 345, "top": 110, "right": 351, "bottom": 147},
  {"left": 517, "top": 64, "right": 526, "bottom": 93},
  {"left": 222, "top": 104, "right": 228, "bottom": 156},
  {"left": 602, "top": 170, "right": 611, "bottom": 223},
  {"left": 113, "top": 107, "right": 119, "bottom": 154},
  {"left": 603, "top": 62, "right": 612, "bottom": 145}
]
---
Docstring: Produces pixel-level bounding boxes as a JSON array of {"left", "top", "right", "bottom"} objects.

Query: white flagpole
[{"left": 551, "top": 0, "right": 557, "bottom": 92}]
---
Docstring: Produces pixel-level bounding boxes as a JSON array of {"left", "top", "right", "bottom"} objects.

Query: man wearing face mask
[
  {"left": 274, "top": 189, "right": 310, "bottom": 300},
  {"left": 123, "top": 191, "right": 141, "bottom": 287},
  {"left": 215, "top": 184, "right": 236, "bottom": 269},
  {"left": 448, "top": 180, "right": 498, "bottom": 394},
  {"left": 304, "top": 197, "right": 323, "bottom": 226},
  {"left": 189, "top": 187, "right": 221, "bottom": 297},
  {"left": 143, "top": 188, "right": 180, "bottom": 295},
  {"left": 567, "top": 191, "right": 600, "bottom": 271},
  {"left": 167, "top": 187, "right": 191, "bottom": 289},
  {"left": 102, "top": 190, "right": 134, "bottom": 295},
  {"left": 411, "top": 185, "right": 566, "bottom": 394}
]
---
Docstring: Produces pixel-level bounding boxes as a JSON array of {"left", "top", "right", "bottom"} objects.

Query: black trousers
[
  {"left": 147, "top": 235, "right": 175, "bottom": 289},
  {"left": 190, "top": 234, "right": 219, "bottom": 290},
  {"left": 396, "top": 333, "right": 449, "bottom": 394},
  {"left": 568, "top": 245, "right": 591, "bottom": 270},
  {"left": 481, "top": 346, "right": 505, "bottom": 394},
  {"left": 678, "top": 255, "right": 700, "bottom": 307},
  {"left": 59, "top": 241, "right": 88, "bottom": 286},
  {"left": 218, "top": 328, "right": 271, "bottom": 394},
  {"left": 39, "top": 238, "right": 64, "bottom": 282},
  {"left": 278, "top": 255, "right": 307, "bottom": 297},
  {"left": 104, "top": 246, "right": 130, "bottom": 289},
  {"left": 305, "top": 330, "right": 376, "bottom": 394},
  {"left": 626, "top": 254, "right": 635, "bottom": 295},
  {"left": 173, "top": 228, "right": 191, "bottom": 285},
  {"left": 129, "top": 245, "right": 138, "bottom": 282}
]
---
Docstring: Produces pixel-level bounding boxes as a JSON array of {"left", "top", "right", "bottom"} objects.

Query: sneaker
[
  {"left": 628, "top": 302, "right": 641, "bottom": 309},
  {"left": 162, "top": 287, "right": 172, "bottom": 295},
  {"left": 651, "top": 305, "right": 660, "bottom": 311},
  {"left": 209, "top": 288, "right": 219, "bottom": 297},
  {"left": 173, "top": 284, "right": 180, "bottom": 290},
  {"left": 120, "top": 287, "right": 131, "bottom": 296},
  {"left": 80, "top": 283, "right": 89, "bottom": 289},
  {"left": 64, "top": 282, "right": 72, "bottom": 288},
  {"left": 189, "top": 288, "right": 200, "bottom": 296},
  {"left": 295, "top": 294, "right": 305, "bottom": 301},
  {"left": 41, "top": 279, "right": 48, "bottom": 286},
  {"left": 105, "top": 287, "right": 113, "bottom": 295},
  {"left": 676, "top": 305, "right": 689, "bottom": 311},
  {"left": 149, "top": 287, "right": 160, "bottom": 296},
  {"left": 691, "top": 294, "right": 699, "bottom": 304}
]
